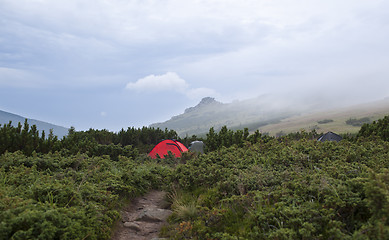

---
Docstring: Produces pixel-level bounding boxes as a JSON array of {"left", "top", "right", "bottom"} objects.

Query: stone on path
[
  {"left": 123, "top": 222, "right": 141, "bottom": 232},
  {"left": 136, "top": 208, "right": 172, "bottom": 222}
]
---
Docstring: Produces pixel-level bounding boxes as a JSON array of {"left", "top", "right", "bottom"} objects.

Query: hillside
[
  {"left": 260, "top": 97, "right": 389, "bottom": 136},
  {"left": 150, "top": 96, "right": 389, "bottom": 137},
  {"left": 0, "top": 110, "right": 69, "bottom": 138}
]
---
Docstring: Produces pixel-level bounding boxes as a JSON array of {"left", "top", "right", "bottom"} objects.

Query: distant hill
[
  {"left": 0, "top": 110, "right": 69, "bottom": 139},
  {"left": 150, "top": 96, "right": 389, "bottom": 137}
]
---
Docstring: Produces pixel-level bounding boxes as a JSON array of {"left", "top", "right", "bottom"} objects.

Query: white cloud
[
  {"left": 126, "top": 72, "right": 188, "bottom": 92},
  {"left": 126, "top": 72, "right": 216, "bottom": 99}
]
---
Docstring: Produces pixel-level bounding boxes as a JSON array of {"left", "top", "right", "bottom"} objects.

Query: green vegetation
[
  {"left": 1, "top": 116, "right": 389, "bottom": 239},
  {"left": 162, "top": 138, "right": 389, "bottom": 239},
  {"left": 358, "top": 116, "right": 389, "bottom": 141},
  {"left": 0, "top": 152, "right": 172, "bottom": 239},
  {"left": 346, "top": 117, "right": 372, "bottom": 127},
  {"left": 317, "top": 119, "right": 334, "bottom": 124},
  {"left": 0, "top": 120, "right": 179, "bottom": 157}
]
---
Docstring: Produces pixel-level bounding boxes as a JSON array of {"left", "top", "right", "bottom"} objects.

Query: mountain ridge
[{"left": 0, "top": 110, "right": 69, "bottom": 138}]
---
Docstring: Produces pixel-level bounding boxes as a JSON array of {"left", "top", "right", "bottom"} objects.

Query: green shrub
[
  {"left": 346, "top": 117, "right": 371, "bottom": 127},
  {"left": 318, "top": 119, "right": 334, "bottom": 124}
]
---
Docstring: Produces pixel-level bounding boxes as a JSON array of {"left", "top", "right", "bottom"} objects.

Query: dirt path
[{"left": 111, "top": 190, "right": 171, "bottom": 240}]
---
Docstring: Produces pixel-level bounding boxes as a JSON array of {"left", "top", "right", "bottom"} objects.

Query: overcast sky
[{"left": 1, "top": 0, "right": 388, "bottom": 131}]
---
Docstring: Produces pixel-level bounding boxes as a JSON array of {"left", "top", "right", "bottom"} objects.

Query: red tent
[{"left": 149, "top": 139, "right": 188, "bottom": 159}]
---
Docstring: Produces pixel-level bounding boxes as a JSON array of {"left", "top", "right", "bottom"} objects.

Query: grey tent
[
  {"left": 188, "top": 141, "right": 204, "bottom": 154},
  {"left": 318, "top": 131, "right": 342, "bottom": 142}
]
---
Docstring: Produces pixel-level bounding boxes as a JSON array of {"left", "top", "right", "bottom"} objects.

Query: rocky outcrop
[{"left": 184, "top": 97, "right": 222, "bottom": 113}]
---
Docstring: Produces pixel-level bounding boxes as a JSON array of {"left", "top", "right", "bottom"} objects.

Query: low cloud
[{"left": 126, "top": 72, "right": 216, "bottom": 99}]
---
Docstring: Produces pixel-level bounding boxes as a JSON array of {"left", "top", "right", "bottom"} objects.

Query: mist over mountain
[
  {"left": 150, "top": 95, "right": 389, "bottom": 137},
  {"left": 0, "top": 110, "right": 69, "bottom": 139},
  {"left": 150, "top": 95, "right": 308, "bottom": 136}
]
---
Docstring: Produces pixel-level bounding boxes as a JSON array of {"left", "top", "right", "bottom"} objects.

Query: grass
[{"left": 168, "top": 187, "right": 198, "bottom": 222}]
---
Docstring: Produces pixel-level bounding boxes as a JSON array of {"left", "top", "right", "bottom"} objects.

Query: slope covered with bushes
[
  {"left": 163, "top": 138, "right": 389, "bottom": 239},
  {"left": 1, "top": 116, "right": 388, "bottom": 239}
]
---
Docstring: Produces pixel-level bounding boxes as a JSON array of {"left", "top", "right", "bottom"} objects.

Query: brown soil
[{"left": 111, "top": 190, "right": 171, "bottom": 240}]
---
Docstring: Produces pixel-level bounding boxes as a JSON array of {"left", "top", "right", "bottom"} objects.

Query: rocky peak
[
  {"left": 198, "top": 97, "right": 219, "bottom": 106},
  {"left": 184, "top": 97, "right": 222, "bottom": 113}
]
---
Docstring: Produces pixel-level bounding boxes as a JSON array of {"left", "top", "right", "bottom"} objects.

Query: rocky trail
[{"left": 111, "top": 190, "right": 171, "bottom": 240}]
